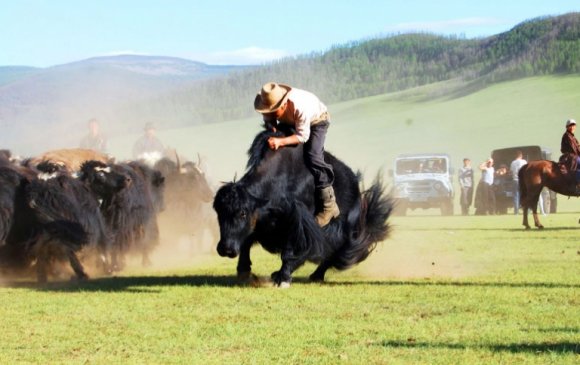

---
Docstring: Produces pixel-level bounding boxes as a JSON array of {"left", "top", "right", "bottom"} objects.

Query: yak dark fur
[{"left": 213, "top": 127, "right": 392, "bottom": 285}]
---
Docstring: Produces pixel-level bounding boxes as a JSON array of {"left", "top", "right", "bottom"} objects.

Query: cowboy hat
[{"left": 254, "top": 82, "right": 292, "bottom": 113}]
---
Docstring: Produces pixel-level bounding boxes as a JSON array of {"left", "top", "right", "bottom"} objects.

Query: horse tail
[
  {"left": 330, "top": 175, "right": 393, "bottom": 270},
  {"left": 518, "top": 163, "right": 528, "bottom": 206}
]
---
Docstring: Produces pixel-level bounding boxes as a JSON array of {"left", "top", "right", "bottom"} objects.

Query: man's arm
[{"left": 268, "top": 135, "right": 300, "bottom": 150}]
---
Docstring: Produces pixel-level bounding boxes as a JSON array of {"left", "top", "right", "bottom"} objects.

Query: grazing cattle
[
  {"left": 80, "top": 160, "right": 162, "bottom": 271},
  {"left": 28, "top": 148, "right": 112, "bottom": 173},
  {"left": 213, "top": 128, "right": 392, "bottom": 286}
]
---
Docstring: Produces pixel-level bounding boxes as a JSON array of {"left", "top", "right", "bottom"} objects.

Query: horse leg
[
  {"left": 522, "top": 205, "right": 530, "bottom": 229},
  {"left": 530, "top": 189, "right": 544, "bottom": 229}
]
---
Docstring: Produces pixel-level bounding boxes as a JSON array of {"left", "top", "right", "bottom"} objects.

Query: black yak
[
  {"left": 0, "top": 161, "right": 111, "bottom": 282},
  {"left": 154, "top": 157, "right": 215, "bottom": 253},
  {"left": 80, "top": 160, "right": 162, "bottom": 271},
  {"left": 213, "top": 128, "right": 392, "bottom": 286}
]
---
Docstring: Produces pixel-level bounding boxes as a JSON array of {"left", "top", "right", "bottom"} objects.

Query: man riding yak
[
  {"left": 253, "top": 82, "right": 340, "bottom": 226},
  {"left": 559, "top": 119, "right": 580, "bottom": 192}
]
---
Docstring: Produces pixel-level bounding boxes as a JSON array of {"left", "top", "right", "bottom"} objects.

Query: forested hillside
[{"left": 159, "top": 12, "right": 579, "bottom": 123}]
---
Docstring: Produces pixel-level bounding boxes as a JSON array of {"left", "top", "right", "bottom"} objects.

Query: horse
[
  {"left": 518, "top": 160, "right": 576, "bottom": 229},
  {"left": 213, "top": 127, "right": 392, "bottom": 287}
]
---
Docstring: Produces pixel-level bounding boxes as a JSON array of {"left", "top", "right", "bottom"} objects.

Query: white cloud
[
  {"left": 383, "top": 17, "right": 508, "bottom": 34},
  {"left": 191, "top": 47, "right": 290, "bottom": 65}
]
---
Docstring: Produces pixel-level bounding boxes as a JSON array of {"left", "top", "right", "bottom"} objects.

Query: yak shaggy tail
[{"left": 331, "top": 177, "right": 392, "bottom": 270}]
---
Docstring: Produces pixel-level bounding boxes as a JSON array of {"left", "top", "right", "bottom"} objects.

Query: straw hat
[{"left": 254, "top": 82, "right": 292, "bottom": 113}]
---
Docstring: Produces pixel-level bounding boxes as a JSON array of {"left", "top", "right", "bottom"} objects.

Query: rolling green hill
[
  {"left": 108, "top": 75, "right": 580, "bottom": 211},
  {"left": 154, "top": 12, "right": 579, "bottom": 125}
]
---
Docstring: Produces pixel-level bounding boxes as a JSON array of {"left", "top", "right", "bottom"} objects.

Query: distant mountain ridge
[{"left": 0, "top": 55, "right": 250, "bottom": 153}]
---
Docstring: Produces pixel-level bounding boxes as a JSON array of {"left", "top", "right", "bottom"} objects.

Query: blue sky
[{"left": 1, "top": 0, "right": 578, "bottom": 67}]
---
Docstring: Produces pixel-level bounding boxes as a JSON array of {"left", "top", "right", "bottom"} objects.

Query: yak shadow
[
  {"left": 3, "top": 275, "right": 240, "bottom": 293},
  {"left": 380, "top": 340, "right": 579, "bottom": 354},
  {"left": 2, "top": 275, "right": 577, "bottom": 292}
]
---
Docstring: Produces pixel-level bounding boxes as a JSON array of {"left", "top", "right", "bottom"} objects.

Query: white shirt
[
  {"left": 264, "top": 88, "right": 328, "bottom": 143},
  {"left": 510, "top": 158, "right": 527, "bottom": 181}
]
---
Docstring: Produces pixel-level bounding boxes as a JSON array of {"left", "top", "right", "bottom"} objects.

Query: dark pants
[
  {"left": 481, "top": 182, "right": 496, "bottom": 215},
  {"left": 304, "top": 121, "right": 334, "bottom": 189},
  {"left": 460, "top": 186, "right": 473, "bottom": 215}
]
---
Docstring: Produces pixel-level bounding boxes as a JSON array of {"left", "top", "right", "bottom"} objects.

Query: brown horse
[{"left": 518, "top": 160, "right": 576, "bottom": 229}]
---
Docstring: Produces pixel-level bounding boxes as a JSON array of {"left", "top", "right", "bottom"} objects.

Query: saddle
[
  {"left": 558, "top": 153, "right": 577, "bottom": 176},
  {"left": 558, "top": 154, "right": 580, "bottom": 194}
]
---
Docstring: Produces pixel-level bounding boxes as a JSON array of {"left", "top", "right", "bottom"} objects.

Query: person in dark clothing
[
  {"left": 560, "top": 119, "right": 580, "bottom": 192},
  {"left": 561, "top": 119, "right": 580, "bottom": 165},
  {"left": 458, "top": 158, "right": 474, "bottom": 215}
]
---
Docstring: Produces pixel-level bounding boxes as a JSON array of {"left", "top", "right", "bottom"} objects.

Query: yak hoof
[
  {"left": 275, "top": 281, "right": 291, "bottom": 289},
  {"left": 237, "top": 271, "right": 252, "bottom": 281},
  {"left": 537, "top": 225, "right": 544, "bottom": 230},
  {"left": 309, "top": 273, "right": 325, "bottom": 283},
  {"left": 524, "top": 225, "right": 531, "bottom": 230},
  {"left": 271, "top": 271, "right": 291, "bottom": 287},
  {"left": 71, "top": 273, "right": 89, "bottom": 282}
]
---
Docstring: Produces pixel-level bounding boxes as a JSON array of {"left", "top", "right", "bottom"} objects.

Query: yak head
[
  {"left": 79, "top": 160, "right": 130, "bottom": 199},
  {"left": 213, "top": 182, "right": 267, "bottom": 258}
]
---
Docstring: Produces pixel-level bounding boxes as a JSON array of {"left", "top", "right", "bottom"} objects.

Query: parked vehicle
[
  {"left": 491, "top": 145, "right": 557, "bottom": 214},
  {"left": 389, "top": 154, "right": 454, "bottom": 216}
]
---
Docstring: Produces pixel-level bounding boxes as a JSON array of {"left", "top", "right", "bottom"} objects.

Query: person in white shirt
[
  {"left": 254, "top": 82, "right": 339, "bottom": 226},
  {"left": 509, "top": 150, "right": 527, "bottom": 215},
  {"left": 479, "top": 158, "right": 495, "bottom": 215}
]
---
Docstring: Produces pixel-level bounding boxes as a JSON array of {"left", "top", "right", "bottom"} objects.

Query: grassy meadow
[
  {"left": 0, "top": 214, "right": 578, "bottom": 364},
  {"left": 0, "top": 75, "right": 578, "bottom": 363}
]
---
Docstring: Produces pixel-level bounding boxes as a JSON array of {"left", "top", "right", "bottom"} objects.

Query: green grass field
[
  {"left": 2, "top": 76, "right": 578, "bottom": 363},
  {"left": 0, "top": 214, "right": 578, "bottom": 364}
]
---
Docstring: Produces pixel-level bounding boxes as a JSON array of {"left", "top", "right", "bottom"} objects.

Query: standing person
[
  {"left": 510, "top": 150, "right": 527, "bottom": 215},
  {"left": 79, "top": 118, "right": 107, "bottom": 152},
  {"left": 253, "top": 82, "right": 339, "bottom": 226},
  {"left": 132, "top": 122, "right": 165, "bottom": 161},
  {"left": 479, "top": 158, "right": 495, "bottom": 215},
  {"left": 458, "top": 158, "right": 474, "bottom": 216}
]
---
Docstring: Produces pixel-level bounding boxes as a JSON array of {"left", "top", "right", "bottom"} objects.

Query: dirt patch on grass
[{"left": 360, "top": 230, "right": 482, "bottom": 279}]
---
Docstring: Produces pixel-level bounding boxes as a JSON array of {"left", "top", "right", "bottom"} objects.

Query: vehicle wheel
[{"left": 441, "top": 200, "right": 454, "bottom": 216}]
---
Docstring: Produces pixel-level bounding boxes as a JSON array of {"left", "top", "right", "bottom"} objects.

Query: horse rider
[
  {"left": 560, "top": 119, "right": 580, "bottom": 190},
  {"left": 253, "top": 82, "right": 339, "bottom": 227}
]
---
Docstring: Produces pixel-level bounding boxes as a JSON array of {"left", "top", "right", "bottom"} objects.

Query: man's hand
[{"left": 268, "top": 137, "right": 283, "bottom": 150}]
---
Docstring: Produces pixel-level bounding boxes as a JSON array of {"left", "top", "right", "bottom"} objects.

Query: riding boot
[{"left": 315, "top": 186, "right": 340, "bottom": 227}]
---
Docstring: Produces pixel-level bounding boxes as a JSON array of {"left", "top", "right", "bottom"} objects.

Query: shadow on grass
[
  {"left": 2, "top": 275, "right": 578, "bottom": 292},
  {"left": 3, "top": 275, "right": 240, "bottom": 292},
  {"left": 380, "top": 340, "right": 580, "bottom": 354},
  {"left": 400, "top": 227, "right": 580, "bottom": 232}
]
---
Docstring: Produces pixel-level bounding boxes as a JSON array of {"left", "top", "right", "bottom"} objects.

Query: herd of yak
[
  {"left": 0, "top": 147, "right": 213, "bottom": 283},
  {"left": 0, "top": 127, "right": 393, "bottom": 286}
]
